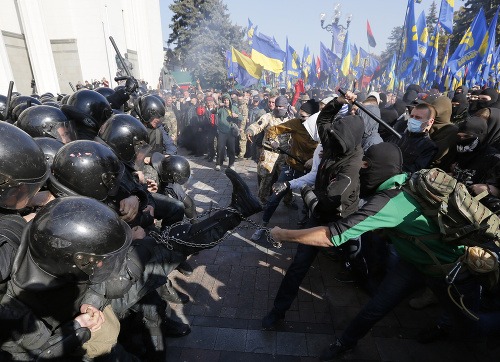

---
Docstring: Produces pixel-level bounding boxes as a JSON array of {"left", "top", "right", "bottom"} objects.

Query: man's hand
[
  {"left": 272, "top": 181, "right": 290, "bottom": 195},
  {"left": 338, "top": 91, "right": 357, "bottom": 104},
  {"left": 144, "top": 205, "right": 154, "bottom": 217},
  {"left": 246, "top": 132, "right": 253, "bottom": 143},
  {"left": 119, "top": 196, "right": 140, "bottom": 222},
  {"left": 146, "top": 179, "right": 158, "bottom": 193},
  {"left": 304, "top": 158, "right": 313, "bottom": 171},
  {"left": 131, "top": 225, "right": 146, "bottom": 240},
  {"left": 270, "top": 226, "right": 284, "bottom": 243},
  {"left": 77, "top": 304, "right": 105, "bottom": 332},
  {"left": 125, "top": 77, "right": 139, "bottom": 94}
]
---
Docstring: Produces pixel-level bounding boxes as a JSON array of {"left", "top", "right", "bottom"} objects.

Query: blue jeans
[
  {"left": 340, "top": 259, "right": 483, "bottom": 346},
  {"left": 262, "top": 165, "right": 305, "bottom": 223}
]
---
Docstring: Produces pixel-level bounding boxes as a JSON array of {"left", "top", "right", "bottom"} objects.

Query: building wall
[{"left": 0, "top": 0, "right": 163, "bottom": 95}]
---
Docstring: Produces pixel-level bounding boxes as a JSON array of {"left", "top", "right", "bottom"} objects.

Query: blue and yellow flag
[
  {"left": 285, "top": 38, "right": 301, "bottom": 78},
  {"left": 399, "top": 0, "right": 419, "bottom": 78},
  {"left": 320, "top": 42, "right": 332, "bottom": 73},
  {"left": 448, "top": 8, "right": 487, "bottom": 75},
  {"left": 251, "top": 32, "right": 285, "bottom": 74},
  {"left": 247, "top": 19, "right": 257, "bottom": 45},
  {"left": 438, "top": 0, "right": 454, "bottom": 34},
  {"left": 426, "top": 27, "right": 440, "bottom": 85},
  {"left": 386, "top": 54, "right": 397, "bottom": 92},
  {"left": 340, "top": 31, "right": 351, "bottom": 76},
  {"left": 230, "top": 47, "right": 262, "bottom": 87},
  {"left": 416, "top": 10, "right": 428, "bottom": 59},
  {"left": 474, "top": 7, "right": 499, "bottom": 84},
  {"left": 301, "top": 45, "right": 312, "bottom": 81}
]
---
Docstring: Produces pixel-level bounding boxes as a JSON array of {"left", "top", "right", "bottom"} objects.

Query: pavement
[{"left": 164, "top": 148, "right": 500, "bottom": 362}]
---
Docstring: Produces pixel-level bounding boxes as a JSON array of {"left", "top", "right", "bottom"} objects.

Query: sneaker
[
  {"left": 409, "top": 288, "right": 438, "bottom": 309},
  {"left": 162, "top": 317, "right": 191, "bottom": 338},
  {"left": 251, "top": 228, "right": 265, "bottom": 241},
  {"left": 215, "top": 165, "right": 221, "bottom": 171},
  {"left": 320, "top": 339, "right": 354, "bottom": 361},
  {"left": 225, "top": 168, "right": 262, "bottom": 217},
  {"left": 417, "top": 324, "right": 449, "bottom": 344},
  {"left": 261, "top": 309, "right": 285, "bottom": 330}
]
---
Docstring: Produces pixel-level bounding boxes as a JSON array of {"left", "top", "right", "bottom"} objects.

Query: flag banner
[
  {"left": 301, "top": 45, "right": 312, "bottom": 81},
  {"left": 473, "top": 7, "right": 499, "bottom": 84},
  {"left": 331, "top": 24, "right": 344, "bottom": 56},
  {"left": 286, "top": 38, "right": 301, "bottom": 78},
  {"left": 247, "top": 19, "right": 257, "bottom": 45},
  {"left": 340, "top": 31, "right": 352, "bottom": 76},
  {"left": 416, "top": 10, "right": 428, "bottom": 58},
  {"left": 251, "top": 32, "right": 285, "bottom": 74},
  {"left": 425, "top": 26, "right": 440, "bottom": 85},
  {"left": 448, "top": 8, "right": 487, "bottom": 75},
  {"left": 367, "top": 20, "right": 377, "bottom": 47},
  {"left": 230, "top": 47, "right": 263, "bottom": 87},
  {"left": 438, "top": 0, "right": 454, "bottom": 34},
  {"left": 399, "top": 0, "right": 419, "bottom": 78},
  {"left": 226, "top": 50, "right": 234, "bottom": 79}
]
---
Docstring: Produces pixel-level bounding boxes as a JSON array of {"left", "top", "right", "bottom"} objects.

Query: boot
[
  {"left": 225, "top": 168, "right": 262, "bottom": 217},
  {"left": 158, "top": 279, "right": 189, "bottom": 304}
]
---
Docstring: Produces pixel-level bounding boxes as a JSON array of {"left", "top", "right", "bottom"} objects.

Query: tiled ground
[{"left": 163, "top": 149, "right": 500, "bottom": 362}]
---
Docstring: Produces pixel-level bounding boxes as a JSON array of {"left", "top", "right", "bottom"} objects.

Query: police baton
[
  {"left": 263, "top": 141, "right": 305, "bottom": 165},
  {"left": 68, "top": 82, "right": 76, "bottom": 92},
  {"left": 338, "top": 88, "right": 402, "bottom": 140},
  {"left": 3, "top": 81, "right": 14, "bottom": 120},
  {"left": 109, "top": 36, "right": 132, "bottom": 77}
]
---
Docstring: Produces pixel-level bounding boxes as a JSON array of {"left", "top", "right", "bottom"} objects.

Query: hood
[
  {"left": 486, "top": 107, "right": 500, "bottom": 145},
  {"left": 328, "top": 115, "right": 364, "bottom": 155},
  {"left": 431, "top": 96, "right": 452, "bottom": 125},
  {"left": 303, "top": 111, "right": 320, "bottom": 142}
]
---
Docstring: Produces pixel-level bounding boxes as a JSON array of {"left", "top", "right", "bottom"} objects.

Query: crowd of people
[{"left": 1, "top": 71, "right": 500, "bottom": 361}]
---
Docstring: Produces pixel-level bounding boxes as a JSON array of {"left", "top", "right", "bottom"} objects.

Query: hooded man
[
  {"left": 270, "top": 142, "right": 492, "bottom": 360},
  {"left": 451, "top": 92, "right": 469, "bottom": 124},
  {"left": 250, "top": 99, "right": 320, "bottom": 241},
  {"left": 261, "top": 91, "right": 365, "bottom": 331},
  {"left": 215, "top": 93, "right": 241, "bottom": 171},
  {"left": 429, "top": 96, "right": 458, "bottom": 171}
]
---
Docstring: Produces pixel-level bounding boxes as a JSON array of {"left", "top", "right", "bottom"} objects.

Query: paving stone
[
  {"left": 214, "top": 327, "right": 248, "bottom": 351},
  {"left": 276, "top": 331, "right": 308, "bottom": 356}
]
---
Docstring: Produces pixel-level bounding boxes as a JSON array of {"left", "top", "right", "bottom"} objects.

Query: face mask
[
  {"left": 456, "top": 137, "right": 479, "bottom": 153},
  {"left": 407, "top": 117, "right": 425, "bottom": 133},
  {"left": 273, "top": 107, "right": 287, "bottom": 118}
]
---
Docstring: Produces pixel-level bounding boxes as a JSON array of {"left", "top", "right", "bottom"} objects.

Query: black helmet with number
[
  {"left": 49, "top": 140, "right": 123, "bottom": 201},
  {"left": 16, "top": 105, "right": 77, "bottom": 143},
  {"left": 151, "top": 153, "right": 190, "bottom": 185},
  {"left": 0, "top": 123, "right": 49, "bottom": 210},
  {"left": 135, "top": 94, "right": 165, "bottom": 124},
  {"left": 27, "top": 196, "right": 132, "bottom": 283},
  {"left": 61, "top": 89, "right": 113, "bottom": 132},
  {"left": 33, "top": 137, "right": 64, "bottom": 167},
  {"left": 97, "top": 113, "right": 151, "bottom": 171}
]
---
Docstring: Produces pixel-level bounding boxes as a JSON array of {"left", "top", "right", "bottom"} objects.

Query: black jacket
[{"left": 391, "top": 131, "right": 438, "bottom": 173}]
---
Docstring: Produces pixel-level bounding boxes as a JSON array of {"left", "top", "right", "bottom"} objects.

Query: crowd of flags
[{"left": 227, "top": 0, "right": 500, "bottom": 93}]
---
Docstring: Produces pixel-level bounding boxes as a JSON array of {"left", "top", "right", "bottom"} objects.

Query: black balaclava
[
  {"left": 468, "top": 89, "right": 483, "bottom": 113},
  {"left": 457, "top": 116, "right": 488, "bottom": 153},
  {"left": 452, "top": 93, "right": 468, "bottom": 117},
  {"left": 273, "top": 95, "right": 288, "bottom": 118},
  {"left": 300, "top": 99, "right": 320, "bottom": 116},
  {"left": 477, "top": 88, "right": 499, "bottom": 110},
  {"left": 359, "top": 142, "right": 403, "bottom": 198},
  {"left": 379, "top": 93, "right": 388, "bottom": 108}
]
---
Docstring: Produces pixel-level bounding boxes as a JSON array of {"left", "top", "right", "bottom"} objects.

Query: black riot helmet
[
  {"left": 0, "top": 94, "right": 7, "bottom": 120},
  {"left": 0, "top": 123, "right": 49, "bottom": 209},
  {"left": 27, "top": 196, "right": 132, "bottom": 283},
  {"left": 16, "top": 105, "right": 77, "bottom": 143},
  {"left": 8, "top": 96, "right": 42, "bottom": 121},
  {"left": 97, "top": 113, "right": 151, "bottom": 171},
  {"left": 33, "top": 137, "right": 64, "bottom": 167},
  {"left": 49, "top": 140, "right": 123, "bottom": 201},
  {"left": 151, "top": 153, "right": 190, "bottom": 185},
  {"left": 61, "top": 89, "right": 113, "bottom": 131},
  {"left": 135, "top": 94, "right": 165, "bottom": 124},
  {"left": 94, "top": 86, "right": 115, "bottom": 99}
]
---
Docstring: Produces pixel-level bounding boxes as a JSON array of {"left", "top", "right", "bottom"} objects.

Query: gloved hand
[
  {"left": 272, "top": 181, "right": 290, "bottom": 195},
  {"left": 125, "top": 77, "right": 139, "bottom": 94}
]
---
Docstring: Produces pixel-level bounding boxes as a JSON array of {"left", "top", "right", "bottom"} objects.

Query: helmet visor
[
  {"left": 50, "top": 121, "right": 77, "bottom": 144},
  {"left": 73, "top": 220, "right": 132, "bottom": 283},
  {"left": 133, "top": 142, "right": 152, "bottom": 171},
  {"left": 0, "top": 170, "right": 49, "bottom": 210}
]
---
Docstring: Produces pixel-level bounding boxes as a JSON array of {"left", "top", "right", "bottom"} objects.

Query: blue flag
[
  {"left": 399, "top": 0, "right": 419, "bottom": 78},
  {"left": 301, "top": 45, "right": 311, "bottom": 81},
  {"left": 286, "top": 38, "right": 301, "bottom": 78},
  {"left": 416, "top": 10, "right": 428, "bottom": 59},
  {"left": 331, "top": 25, "right": 344, "bottom": 56},
  {"left": 448, "top": 8, "right": 487, "bottom": 75},
  {"left": 438, "top": 0, "right": 454, "bottom": 34},
  {"left": 229, "top": 47, "right": 262, "bottom": 87},
  {"left": 425, "top": 27, "right": 440, "bottom": 86},
  {"left": 475, "top": 7, "right": 499, "bottom": 84}
]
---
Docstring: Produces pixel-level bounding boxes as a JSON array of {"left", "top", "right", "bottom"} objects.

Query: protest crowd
[{"left": 2, "top": 1, "right": 500, "bottom": 361}]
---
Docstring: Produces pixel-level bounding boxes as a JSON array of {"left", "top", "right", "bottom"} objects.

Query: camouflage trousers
[{"left": 257, "top": 154, "right": 292, "bottom": 205}]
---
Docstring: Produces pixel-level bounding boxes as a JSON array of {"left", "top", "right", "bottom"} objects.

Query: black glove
[
  {"left": 272, "top": 181, "right": 290, "bottom": 195},
  {"left": 125, "top": 77, "right": 139, "bottom": 94}
]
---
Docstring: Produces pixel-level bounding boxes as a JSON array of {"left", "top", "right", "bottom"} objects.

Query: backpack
[{"left": 403, "top": 168, "right": 500, "bottom": 289}]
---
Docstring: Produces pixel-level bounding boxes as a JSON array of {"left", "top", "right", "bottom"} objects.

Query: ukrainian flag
[
  {"left": 438, "top": 0, "right": 454, "bottom": 34},
  {"left": 340, "top": 31, "right": 351, "bottom": 76},
  {"left": 230, "top": 47, "right": 262, "bottom": 87},
  {"left": 251, "top": 33, "right": 285, "bottom": 74}
]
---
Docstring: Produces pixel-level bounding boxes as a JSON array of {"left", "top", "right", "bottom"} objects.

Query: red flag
[
  {"left": 367, "top": 20, "right": 376, "bottom": 47},
  {"left": 291, "top": 79, "right": 305, "bottom": 107}
]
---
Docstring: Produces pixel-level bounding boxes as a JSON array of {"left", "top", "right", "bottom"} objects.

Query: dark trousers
[{"left": 217, "top": 131, "right": 235, "bottom": 167}]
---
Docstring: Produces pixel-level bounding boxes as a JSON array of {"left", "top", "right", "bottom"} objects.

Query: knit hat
[
  {"left": 300, "top": 99, "right": 320, "bottom": 115},
  {"left": 367, "top": 91, "right": 381, "bottom": 104}
]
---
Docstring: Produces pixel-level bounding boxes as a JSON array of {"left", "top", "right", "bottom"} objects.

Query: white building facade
[{"left": 0, "top": 0, "right": 164, "bottom": 95}]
